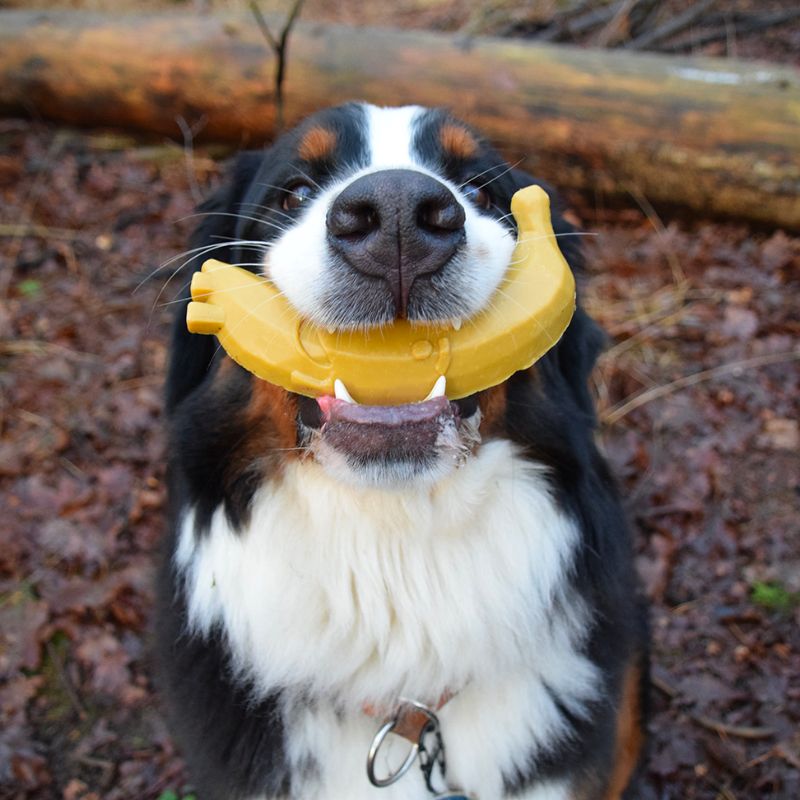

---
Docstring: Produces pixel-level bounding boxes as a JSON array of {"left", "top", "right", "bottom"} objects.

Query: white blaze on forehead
[{"left": 364, "top": 104, "right": 425, "bottom": 169}]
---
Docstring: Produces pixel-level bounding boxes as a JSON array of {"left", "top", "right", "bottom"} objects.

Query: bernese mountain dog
[{"left": 157, "top": 103, "right": 647, "bottom": 800}]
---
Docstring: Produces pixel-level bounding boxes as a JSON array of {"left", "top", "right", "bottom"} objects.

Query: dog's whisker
[
  {"left": 147, "top": 246, "right": 237, "bottom": 305},
  {"left": 137, "top": 238, "right": 269, "bottom": 290},
  {"left": 470, "top": 159, "right": 525, "bottom": 194},
  {"left": 209, "top": 285, "right": 301, "bottom": 365},
  {"left": 178, "top": 211, "right": 291, "bottom": 234},
  {"left": 168, "top": 261, "right": 291, "bottom": 305},
  {"left": 508, "top": 231, "right": 599, "bottom": 255},
  {"left": 255, "top": 181, "right": 321, "bottom": 200},
  {"left": 457, "top": 159, "right": 523, "bottom": 190},
  {"left": 158, "top": 275, "right": 278, "bottom": 307},
  {"left": 136, "top": 242, "right": 235, "bottom": 293},
  {"left": 146, "top": 241, "right": 269, "bottom": 314},
  {"left": 236, "top": 202, "right": 297, "bottom": 225},
  {"left": 292, "top": 167, "right": 323, "bottom": 191},
  {"left": 491, "top": 207, "right": 515, "bottom": 224}
]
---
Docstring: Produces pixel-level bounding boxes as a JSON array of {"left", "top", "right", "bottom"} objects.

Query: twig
[
  {"left": 514, "top": 0, "right": 596, "bottom": 39},
  {"left": 723, "top": 9, "right": 738, "bottom": 59},
  {"left": 691, "top": 714, "right": 775, "bottom": 741},
  {"left": 0, "top": 339, "right": 100, "bottom": 362},
  {"left": 0, "top": 223, "right": 84, "bottom": 240},
  {"left": 59, "top": 456, "right": 87, "bottom": 480},
  {"left": 627, "top": 0, "right": 660, "bottom": 39},
  {"left": 592, "top": 0, "right": 638, "bottom": 48},
  {"left": 625, "top": 0, "right": 716, "bottom": 50},
  {"left": 552, "top": 0, "right": 598, "bottom": 23},
  {"left": 175, "top": 114, "right": 207, "bottom": 206},
  {"left": 653, "top": 669, "right": 775, "bottom": 741},
  {"left": 775, "top": 742, "right": 800, "bottom": 771},
  {"left": 742, "top": 741, "right": 800, "bottom": 771},
  {"left": 651, "top": 671, "right": 679, "bottom": 698},
  {"left": 695, "top": 9, "right": 800, "bottom": 28},
  {"left": 536, "top": 1, "right": 620, "bottom": 42},
  {"left": 250, "top": 0, "right": 306, "bottom": 134},
  {"left": 626, "top": 184, "right": 687, "bottom": 287},
  {"left": 45, "top": 640, "right": 87, "bottom": 720},
  {"left": 662, "top": 9, "right": 800, "bottom": 53},
  {"left": 602, "top": 350, "right": 800, "bottom": 425},
  {"left": 600, "top": 303, "right": 696, "bottom": 362}
]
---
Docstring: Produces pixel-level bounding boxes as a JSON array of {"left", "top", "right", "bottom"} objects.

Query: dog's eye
[
  {"left": 282, "top": 182, "right": 314, "bottom": 211},
  {"left": 462, "top": 183, "right": 491, "bottom": 210}
]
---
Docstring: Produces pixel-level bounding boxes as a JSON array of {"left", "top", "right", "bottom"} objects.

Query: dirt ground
[
  {"left": 1, "top": 2, "right": 800, "bottom": 799},
  {"left": 2, "top": 113, "right": 799, "bottom": 800}
]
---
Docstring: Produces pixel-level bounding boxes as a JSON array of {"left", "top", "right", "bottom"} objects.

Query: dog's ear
[
  {"left": 186, "top": 150, "right": 265, "bottom": 262},
  {"left": 556, "top": 306, "right": 607, "bottom": 421},
  {"left": 165, "top": 151, "right": 263, "bottom": 415}
]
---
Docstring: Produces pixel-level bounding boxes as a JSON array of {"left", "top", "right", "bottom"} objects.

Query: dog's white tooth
[
  {"left": 334, "top": 379, "right": 356, "bottom": 403},
  {"left": 326, "top": 325, "right": 337, "bottom": 335},
  {"left": 424, "top": 375, "right": 447, "bottom": 401},
  {"left": 452, "top": 317, "right": 462, "bottom": 331}
]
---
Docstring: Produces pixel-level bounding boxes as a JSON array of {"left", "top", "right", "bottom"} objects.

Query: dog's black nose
[{"left": 326, "top": 169, "right": 465, "bottom": 317}]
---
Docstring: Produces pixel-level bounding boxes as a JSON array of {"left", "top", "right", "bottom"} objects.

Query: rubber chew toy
[{"left": 186, "top": 184, "right": 575, "bottom": 405}]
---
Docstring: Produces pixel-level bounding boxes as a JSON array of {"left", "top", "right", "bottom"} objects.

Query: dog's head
[{"left": 170, "top": 103, "right": 596, "bottom": 495}]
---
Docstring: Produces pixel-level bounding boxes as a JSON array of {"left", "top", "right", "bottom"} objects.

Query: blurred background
[{"left": 0, "top": 2, "right": 798, "bottom": 798}]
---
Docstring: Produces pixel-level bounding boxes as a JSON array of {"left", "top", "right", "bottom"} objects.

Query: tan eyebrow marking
[
  {"left": 439, "top": 123, "right": 479, "bottom": 159},
  {"left": 298, "top": 126, "right": 338, "bottom": 161}
]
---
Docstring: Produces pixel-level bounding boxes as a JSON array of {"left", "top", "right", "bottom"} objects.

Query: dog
[{"left": 157, "top": 103, "right": 647, "bottom": 800}]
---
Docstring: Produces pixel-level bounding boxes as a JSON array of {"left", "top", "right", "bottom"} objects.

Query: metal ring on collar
[{"left": 366, "top": 717, "right": 419, "bottom": 787}]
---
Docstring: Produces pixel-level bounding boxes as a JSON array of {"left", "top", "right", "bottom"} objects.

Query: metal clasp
[{"left": 366, "top": 700, "right": 440, "bottom": 788}]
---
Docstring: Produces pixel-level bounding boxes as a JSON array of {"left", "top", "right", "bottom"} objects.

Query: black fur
[{"left": 156, "top": 532, "right": 293, "bottom": 798}]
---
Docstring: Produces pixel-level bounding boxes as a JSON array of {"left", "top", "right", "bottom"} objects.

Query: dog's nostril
[
  {"left": 328, "top": 203, "right": 379, "bottom": 239},
  {"left": 417, "top": 199, "right": 465, "bottom": 234}
]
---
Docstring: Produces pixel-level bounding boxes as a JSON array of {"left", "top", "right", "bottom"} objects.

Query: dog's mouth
[{"left": 297, "top": 378, "right": 480, "bottom": 480}]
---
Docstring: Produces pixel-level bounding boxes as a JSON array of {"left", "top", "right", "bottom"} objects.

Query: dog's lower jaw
[{"left": 298, "top": 408, "right": 482, "bottom": 488}]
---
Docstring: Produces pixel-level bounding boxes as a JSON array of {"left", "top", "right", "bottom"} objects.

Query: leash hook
[{"left": 366, "top": 700, "right": 439, "bottom": 788}]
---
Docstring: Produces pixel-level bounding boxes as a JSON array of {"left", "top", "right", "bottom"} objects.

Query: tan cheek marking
[
  {"left": 298, "top": 126, "right": 337, "bottom": 162},
  {"left": 478, "top": 383, "right": 507, "bottom": 438},
  {"left": 206, "top": 360, "right": 300, "bottom": 500},
  {"left": 246, "top": 379, "right": 299, "bottom": 456},
  {"left": 439, "top": 123, "right": 479, "bottom": 160}
]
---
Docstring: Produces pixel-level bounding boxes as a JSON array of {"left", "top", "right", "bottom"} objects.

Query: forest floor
[{"left": 1, "top": 2, "right": 800, "bottom": 799}]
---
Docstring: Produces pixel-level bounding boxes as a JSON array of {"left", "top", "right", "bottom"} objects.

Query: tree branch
[{"left": 249, "top": 0, "right": 306, "bottom": 134}]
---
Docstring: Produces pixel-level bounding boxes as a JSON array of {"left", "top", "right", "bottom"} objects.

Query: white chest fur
[{"left": 175, "top": 440, "right": 599, "bottom": 799}]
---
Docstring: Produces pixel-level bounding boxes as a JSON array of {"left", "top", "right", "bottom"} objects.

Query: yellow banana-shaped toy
[{"left": 186, "top": 184, "right": 575, "bottom": 405}]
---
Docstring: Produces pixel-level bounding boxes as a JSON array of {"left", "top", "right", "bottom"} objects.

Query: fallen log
[{"left": 1, "top": 9, "right": 798, "bottom": 228}]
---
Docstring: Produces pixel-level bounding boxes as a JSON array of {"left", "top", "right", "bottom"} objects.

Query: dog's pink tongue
[{"left": 317, "top": 395, "right": 451, "bottom": 425}]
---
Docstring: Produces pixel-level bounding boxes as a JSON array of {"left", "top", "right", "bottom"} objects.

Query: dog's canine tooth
[
  {"left": 424, "top": 375, "right": 447, "bottom": 401},
  {"left": 334, "top": 379, "right": 356, "bottom": 403},
  {"left": 451, "top": 317, "right": 463, "bottom": 331}
]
